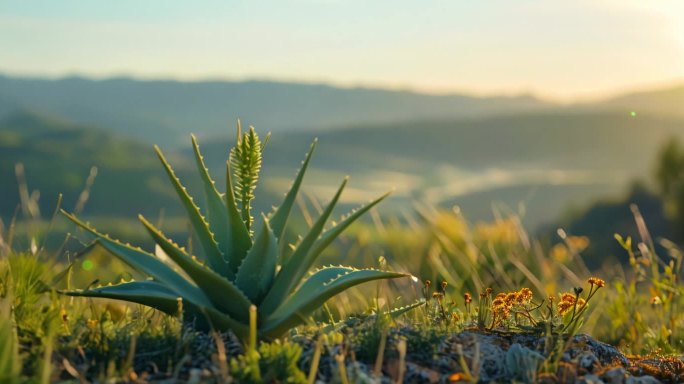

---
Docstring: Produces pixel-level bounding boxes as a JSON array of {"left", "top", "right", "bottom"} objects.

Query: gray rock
[
  {"left": 625, "top": 376, "right": 662, "bottom": 384},
  {"left": 577, "top": 351, "right": 601, "bottom": 373},
  {"left": 602, "top": 367, "right": 627, "bottom": 384},
  {"left": 437, "top": 331, "right": 507, "bottom": 382},
  {"left": 575, "top": 373, "right": 605, "bottom": 384},
  {"left": 573, "top": 334, "right": 629, "bottom": 367}
]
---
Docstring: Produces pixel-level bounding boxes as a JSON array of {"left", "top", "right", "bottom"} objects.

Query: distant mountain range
[
  {"left": 1, "top": 74, "right": 683, "bottom": 234},
  {"left": 2, "top": 74, "right": 682, "bottom": 147},
  {"left": 0, "top": 74, "right": 551, "bottom": 146}
]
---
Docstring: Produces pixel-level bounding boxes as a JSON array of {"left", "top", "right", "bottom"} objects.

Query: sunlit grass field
[{"left": 1, "top": 130, "right": 682, "bottom": 383}]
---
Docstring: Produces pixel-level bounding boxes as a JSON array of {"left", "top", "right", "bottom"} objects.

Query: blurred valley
[{"left": 2, "top": 74, "right": 684, "bottom": 263}]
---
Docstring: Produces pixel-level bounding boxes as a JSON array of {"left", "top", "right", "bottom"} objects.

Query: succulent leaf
[
  {"left": 269, "top": 140, "right": 317, "bottom": 245},
  {"left": 225, "top": 160, "right": 253, "bottom": 273},
  {"left": 302, "top": 191, "right": 391, "bottom": 282},
  {"left": 294, "top": 266, "right": 357, "bottom": 293},
  {"left": 259, "top": 177, "right": 348, "bottom": 315},
  {"left": 262, "top": 268, "right": 408, "bottom": 338},
  {"left": 191, "top": 134, "right": 235, "bottom": 278},
  {"left": 64, "top": 280, "right": 182, "bottom": 315},
  {"left": 234, "top": 214, "right": 278, "bottom": 304},
  {"left": 139, "top": 215, "right": 252, "bottom": 322},
  {"left": 61, "top": 210, "right": 211, "bottom": 307},
  {"left": 64, "top": 280, "right": 249, "bottom": 339},
  {"left": 384, "top": 299, "right": 427, "bottom": 318},
  {"left": 154, "top": 145, "right": 229, "bottom": 276}
]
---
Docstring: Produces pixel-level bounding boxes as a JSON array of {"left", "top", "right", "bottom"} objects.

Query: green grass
[
  {"left": 1, "top": 125, "right": 683, "bottom": 382},
  {"left": 1, "top": 197, "right": 682, "bottom": 382}
]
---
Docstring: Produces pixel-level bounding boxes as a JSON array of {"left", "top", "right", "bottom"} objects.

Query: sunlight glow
[{"left": 0, "top": 1, "right": 682, "bottom": 100}]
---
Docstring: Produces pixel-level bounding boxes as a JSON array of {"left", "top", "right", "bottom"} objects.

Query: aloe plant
[{"left": 62, "top": 125, "right": 407, "bottom": 340}]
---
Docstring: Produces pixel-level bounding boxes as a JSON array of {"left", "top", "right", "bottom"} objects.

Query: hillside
[
  {"left": 600, "top": 83, "right": 684, "bottom": 118},
  {"left": 0, "top": 110, "right": 305, "bottom": 227},
  {"left": 2, "top": 75, "right": 684, "bottom": 232},
  {"left": 196, "top": 111, "right": 684, "bottom": 228},
  {"left": 0, "top": 111, "right": 183, "bottom": 219},
  {"left": 260, "top": 112, "right": 684, "bottom": 171},
  {"left": 0, "top": 75, "right": 551, "bottom": 146},
  {"left": 2, "top": 75, "right": 683, "bottom": 149}
]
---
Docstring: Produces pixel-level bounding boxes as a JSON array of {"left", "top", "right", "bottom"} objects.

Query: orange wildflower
[{"left": 587, "top": 277, "right": 605, "bottom": 288}]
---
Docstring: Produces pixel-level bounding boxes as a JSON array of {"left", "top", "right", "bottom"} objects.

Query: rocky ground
[
  {"left": 375, "top": 330, "right": 683, "bottom": 383},
  {"left": 60, "top": 326, "right": 683, "bottom": 383}
]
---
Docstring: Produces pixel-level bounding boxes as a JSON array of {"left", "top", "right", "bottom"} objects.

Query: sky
[{"left": 1, "top": 0, "right": 683, "bottom": 101}]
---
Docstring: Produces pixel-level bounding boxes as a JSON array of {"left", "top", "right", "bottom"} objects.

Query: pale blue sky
[{"left": 1, "top": 0, "right": 682, "bottom": 101}]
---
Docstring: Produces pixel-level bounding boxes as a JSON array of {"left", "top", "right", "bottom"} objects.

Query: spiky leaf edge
[
  {"left": 154, "top": 145, "right": 229, "bottom": 277},
  {"left": 191, "top": 134, "right": 251, "bottom": 279},
  {"left": 61, "top": 210, "right": 212, "bottom": 308},
  {"left": 268, "top": 139, "right": 317, "bottom": 252},
  {"left": 261, "top": 188, "right": 391, "bottom": 316},
  {"left": 139, "top": 215, "right": 252, "bottom": 322},
  {"left": 262, "top": 268, "right": 407, "bottom": 338},
  {"left": 234, "top": 214, "right": 278, "bottom": 304},
  {"left": 259, "top": 177, "right": 347, "bottom": 314}
]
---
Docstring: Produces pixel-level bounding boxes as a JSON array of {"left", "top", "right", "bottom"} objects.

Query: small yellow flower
[
  {"left": 558, "top": 301, "right": 574, "bottom": 315},
  {"left": 576, "top": 298, "right": 587, "bottom": 309},
  {"left": 558, "top": 296, "right": 586, "bottom": 315},
  {"left": 492, "top": 298, "right": 505, "bottom": 308},
  {"left": 505, "top": 292, "right": 518, "bottom": 304},
  {"left": 493, "top": 305, "right": 510, "bottom": 320},
  {"left": 558, "top": 292, "right": 578, "bottom": 315},
  {"left": 560, "top": 292, "right": 576, "bottom": 302},
  {"left": 587, "top": 277, "right": 605, "bottom": 288},
  {"left": 519, "top": 288, "right": 533, "bottom": 302},
  {"left": 464, "top": 293, "right": 472, "bottom": 304}
]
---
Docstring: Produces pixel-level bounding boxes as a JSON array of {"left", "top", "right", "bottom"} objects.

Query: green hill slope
[
  {"left": 0, "top": 111, "right": 184, "bottom": 219},
  {"left": 2, "top": 106, "right": 683, "bottom": 231},
  {"left": 198, "top": 112, "right": 684, "bottom": 229}
]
